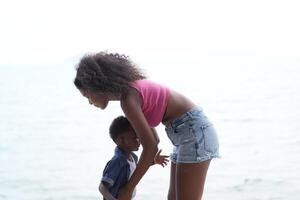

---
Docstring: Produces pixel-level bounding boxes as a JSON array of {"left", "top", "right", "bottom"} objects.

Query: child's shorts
[{"left": 165, "top": 107, "right": 220, "bottom": 163}]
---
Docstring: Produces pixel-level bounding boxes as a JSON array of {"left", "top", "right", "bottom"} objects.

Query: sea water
[{"left": 1, "top": 56, "right": 299, "bottom": 199}]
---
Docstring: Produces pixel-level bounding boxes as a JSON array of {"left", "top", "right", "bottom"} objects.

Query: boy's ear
[
  {"left": 115, "top": 136, "right": 125, "bottom": 145},
  {"left": 120, "top": 136, "right": 126, "bottom": 144}
]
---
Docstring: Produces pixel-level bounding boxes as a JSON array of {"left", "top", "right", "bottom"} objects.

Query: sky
[{"left": 0, "top": 0, "right": 300, "bottom": 65}]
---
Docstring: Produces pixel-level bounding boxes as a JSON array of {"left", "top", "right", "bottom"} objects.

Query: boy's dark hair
[
  {"left": 74, "top": 52, "right": 146, "bottom": 94},
  {"left": 109, "top": 116, "right": 133, "bottom": 142}
]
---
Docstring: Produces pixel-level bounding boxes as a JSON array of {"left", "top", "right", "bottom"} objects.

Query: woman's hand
[
  {"left": 154, "top": 149, "right": 169, "bottom": 167},
  {"left": 117, "top": 185, "right": 133, "bottom": 200}
]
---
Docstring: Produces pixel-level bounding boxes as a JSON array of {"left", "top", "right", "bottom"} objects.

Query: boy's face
[{"left": 120, "top": 130, "right": 140, "bottom": 151}]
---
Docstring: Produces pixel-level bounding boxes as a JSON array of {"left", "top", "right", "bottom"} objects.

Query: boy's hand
[{"left": 154, "top": 149, "right": 169, "bottom": 167}]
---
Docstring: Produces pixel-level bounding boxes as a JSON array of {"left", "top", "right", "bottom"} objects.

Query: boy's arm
[{"left": 99, "top": 182, "right": 117, "bottom": 200}]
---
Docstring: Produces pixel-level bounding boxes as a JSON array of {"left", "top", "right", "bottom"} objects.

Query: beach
[{"left": 1, "top": 56, "right": 299, "bottom": 199}]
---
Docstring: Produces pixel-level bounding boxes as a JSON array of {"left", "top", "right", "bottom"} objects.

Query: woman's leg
[
  {"left": 176, "top": 160, "right": 211, "bottom": 200},
  {"left": 168, "top": 162, "right": 177, "bottom": 200}
]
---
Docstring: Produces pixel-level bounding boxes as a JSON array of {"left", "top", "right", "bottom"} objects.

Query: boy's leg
[
  {"left": 168, "top": 162, "right": 177, "bottom": 200},
  {"left": 176, "top": 160, "right": 211, "bottom": 200}
]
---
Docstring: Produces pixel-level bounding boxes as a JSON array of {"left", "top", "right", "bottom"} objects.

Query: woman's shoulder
[
  {"left": 131, "top": 79, "right": 170, "bottom": 93},
  {"left": 121, "top": 85, "right": 143, "bottom": 108},
  {"left": 132, "top": 79, "right": 160, "bottom": 85}
]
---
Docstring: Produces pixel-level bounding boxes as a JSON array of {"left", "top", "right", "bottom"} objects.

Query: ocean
[{"left": 1, "top": 55, "right": 299, "bottom": 199}]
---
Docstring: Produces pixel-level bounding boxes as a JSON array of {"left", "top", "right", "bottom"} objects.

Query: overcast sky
[{"left": 1, "top": 0, "right": 299, "bottom": 65}]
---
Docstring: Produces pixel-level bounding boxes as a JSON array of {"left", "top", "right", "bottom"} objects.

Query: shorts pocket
[
  {"left": 201, "top": 124, "right": 219, "bottom": 154},
  {"left": 167, "top": 119, "right": 195, "bottom": 146}
]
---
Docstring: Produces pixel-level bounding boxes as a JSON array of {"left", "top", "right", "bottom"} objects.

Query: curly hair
[
  {"left": 74, "top": 52, "right": 146, "bottom": 94},
  {"left": 109, "top": 116, "right": 133, "bottom": 142}
]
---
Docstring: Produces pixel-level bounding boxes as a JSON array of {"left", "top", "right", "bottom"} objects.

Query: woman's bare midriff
[{"left": 162, "top": 90, "right": 196, "bottom": 126}]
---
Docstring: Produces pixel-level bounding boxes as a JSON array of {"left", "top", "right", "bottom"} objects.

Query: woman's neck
[{"left": 110, "top": 93, "right": 122, "bottom": 101}]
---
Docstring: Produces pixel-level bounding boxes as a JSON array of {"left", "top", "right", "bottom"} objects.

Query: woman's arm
[
  {"left": 119, "top": 89, "right": 159, "bottom": 199},
  {"left": 151, "top": 127, "right": 160, "bottom": 144},
  {"left": 99, "top": 182, "right": 117, "bottom": 200}
]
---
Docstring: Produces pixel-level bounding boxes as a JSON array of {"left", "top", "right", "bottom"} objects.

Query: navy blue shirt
[{"left": 101, "top": 146, "right": 138, "bottom": 199}]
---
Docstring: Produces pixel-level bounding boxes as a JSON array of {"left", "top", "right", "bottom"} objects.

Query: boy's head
[{"left": 109, "top": 116, "right": 140, "bottom": 151}]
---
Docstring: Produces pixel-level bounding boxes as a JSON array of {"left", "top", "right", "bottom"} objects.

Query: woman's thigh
[{"left": 176, "top": 160, "right": 211, "bottom": 200}]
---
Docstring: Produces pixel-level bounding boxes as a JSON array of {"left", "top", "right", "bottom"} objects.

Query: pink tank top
[{"left": 130, "top": 79, "right": 170, "bottom": 127}]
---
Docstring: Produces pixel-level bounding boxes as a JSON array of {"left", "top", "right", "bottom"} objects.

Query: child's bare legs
[{"left": 168, "top": 160, "right": 211, "bottom": 200}]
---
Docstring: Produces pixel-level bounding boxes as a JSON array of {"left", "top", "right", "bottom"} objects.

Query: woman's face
[{"left": 79, "top": 89, "right": 109, "bottom": 109}]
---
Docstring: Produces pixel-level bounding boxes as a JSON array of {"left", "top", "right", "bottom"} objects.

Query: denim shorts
[{"left": 165, "top": 107, "right": 220, "bottom": 163}]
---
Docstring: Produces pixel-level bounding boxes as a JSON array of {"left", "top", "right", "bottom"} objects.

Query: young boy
[{"left": 99, "top": 116, "right": 169, "bottom": 200}]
